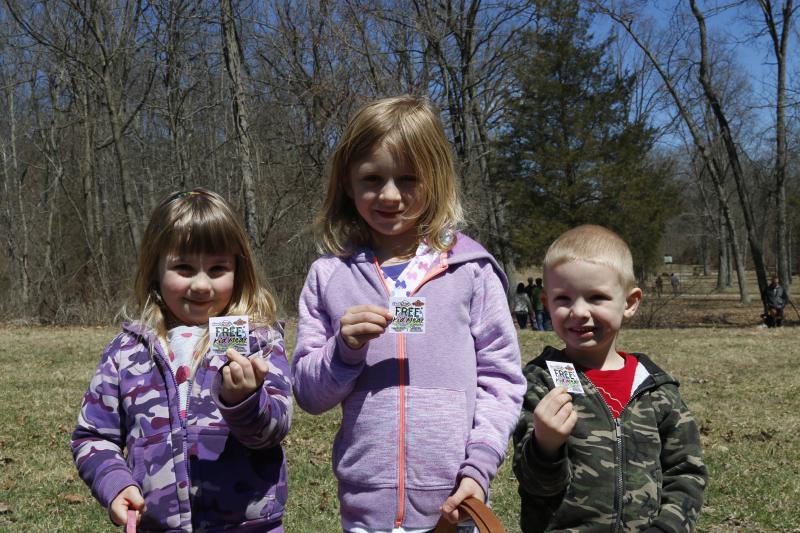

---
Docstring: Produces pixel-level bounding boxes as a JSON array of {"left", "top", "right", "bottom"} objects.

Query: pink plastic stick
[{"left": 126, "top": 509, "right": 137, "bottom": 533}]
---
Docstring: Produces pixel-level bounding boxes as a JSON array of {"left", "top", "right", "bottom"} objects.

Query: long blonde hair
[
  {"left": 132, "top": 188, "right": 276, "bottom": 361},
  {"left": 543, "top": 225, "right": 636, "bottom": 292},
  {"left": 316, "top": 95, "right": 464, "bottom": 255}
]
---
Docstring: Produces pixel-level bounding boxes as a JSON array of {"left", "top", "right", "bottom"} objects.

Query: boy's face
[{"left": 544, "top": 260, "right": 642, "bottom": 367}]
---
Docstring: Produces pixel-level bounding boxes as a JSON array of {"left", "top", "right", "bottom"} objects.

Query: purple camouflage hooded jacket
[
  {"left": 71, "top": 323, "right": 292, "bottom": 532},
  {"left": 292, "top": 233, "right": 525, "bottom": 531}
]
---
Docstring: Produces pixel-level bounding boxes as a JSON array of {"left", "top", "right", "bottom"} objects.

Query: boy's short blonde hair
[
  {"left": 316, "top": 95, "right": 463, "bottom": 255},
  {"left": 543, "top": 225, "right": 636, "bottom": 292}
]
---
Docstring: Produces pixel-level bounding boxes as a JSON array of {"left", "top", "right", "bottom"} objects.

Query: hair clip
[{"left": 175, "top": 191, "right": 201, "bottom": 200}]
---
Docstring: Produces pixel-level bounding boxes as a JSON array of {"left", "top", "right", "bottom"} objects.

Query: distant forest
[{"left": 0, "top": 0, "right": 797, "bottom": 323}]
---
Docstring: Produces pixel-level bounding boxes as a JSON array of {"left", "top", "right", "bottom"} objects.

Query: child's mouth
[{"left": 571, "top": 326, "right": 596, "bottom": 337}]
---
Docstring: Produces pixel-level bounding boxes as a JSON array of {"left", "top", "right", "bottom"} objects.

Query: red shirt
[{"left": 582, "top": 352, "right": 637, "bottom": 419}]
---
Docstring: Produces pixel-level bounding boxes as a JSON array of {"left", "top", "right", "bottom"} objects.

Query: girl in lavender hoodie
[
  {"left": 72, "top": 189, "right": 292, "bottom": 531},
  {"left": 293, "top": 95, "right": 525, "bottom": 532}
]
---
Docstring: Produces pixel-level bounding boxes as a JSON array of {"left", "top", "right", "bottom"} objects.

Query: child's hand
[
  {"left": 340, "top": 304, "right": 393, "bottom": 350},
  {"left": 533, "top": 387, "right": 577, "bottom": 460},
  {"left": 220, "top": 348, "right": 268, "bottom": 406},
  {"left": 439, "top": 476, "right": 485, "bottom": 524},
  {"left": 108, "top": 485, "right": 145, "bottom": 526}
]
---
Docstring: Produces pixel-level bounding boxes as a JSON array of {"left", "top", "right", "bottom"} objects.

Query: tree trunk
[
  {"left": 221, "top": 0, "right": 260, "bottom": 251},
  {"left": 690, "top": 0, "right": 768, "bottom": 301},
  {"left": 759, "top": 0, "right": 793, "bottom": 286},
  {"left": 3, "top": 83, "right": 31, "bottom": 310},
  {"left": 717, "top": 202, "right": 729, "bottom": 290}
]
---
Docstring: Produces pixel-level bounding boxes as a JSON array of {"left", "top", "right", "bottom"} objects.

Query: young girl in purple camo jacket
[{"left": 72, "top": 188, "right": 292, "bottom": 531}]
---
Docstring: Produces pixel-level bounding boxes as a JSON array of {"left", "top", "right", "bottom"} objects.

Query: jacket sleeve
[
  {"left": 512, "top": 364, "right": 571, "bottom": 498},
  {"left": 291, "top": 259, "right": 365, "bottom": 414},
  {"left": 457, "top": 259, "right": 526, "bottom": 496},
  {"left": 645, "top": 385, "right": 708, "bottom": 533},
  {"left": 71, "top": 334, "right": 138, "bottom": 510},
  {"left": 212, "top": 326, "right": 293, "bottom": 449}
]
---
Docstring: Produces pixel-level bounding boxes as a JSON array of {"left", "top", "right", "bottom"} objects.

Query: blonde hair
[
  {"left": 132, "top": 188, "right": 276, "bottom": 363},
  {"left": 543, "top": 225, "right": 636, "bottom": 292},
  {"left": 316, "top": 95, "right": 464, "bottom": 255}
]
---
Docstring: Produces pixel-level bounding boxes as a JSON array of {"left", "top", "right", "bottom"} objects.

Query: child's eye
[
  {"left": 173, "top": 264, "right": 194, "bottom": 275},
  {"left": 209, "top": 265, "right": 231, "bottom": 276},
  {"left": 397, "top": 174, "right": 417, "bottom": 183},
  {"left": 590, "top": 294, "right": 611, "bottom": 302}
]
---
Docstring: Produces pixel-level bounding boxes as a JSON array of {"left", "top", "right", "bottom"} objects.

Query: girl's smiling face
[
  {"left": 159, "top": 253, "right": 236, "bottom": 326},
  {"left": 544, "top": 260, "right": 641, "bottom": 368},
  {"left": 348, "top": 143, "right": 423, "bottom": 259}
]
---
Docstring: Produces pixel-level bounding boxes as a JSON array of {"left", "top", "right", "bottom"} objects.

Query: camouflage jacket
[
  {"left": 71, "top": 323, "right": 292, "bottom": 532},
  {"left": 513, "top": 346, "right": 707, "bottom": 533}
]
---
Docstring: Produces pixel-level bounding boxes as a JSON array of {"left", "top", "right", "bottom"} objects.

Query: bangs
[{"left": 162, "top": 204, "right": 242, "bottom": 258}]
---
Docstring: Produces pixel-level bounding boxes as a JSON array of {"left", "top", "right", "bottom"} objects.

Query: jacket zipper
[
  {"left": 153, "top": 340, "right": 193, "bottom": 524},
  {"left": 576, "top": 369, "right": 651, "bottom": 533},
  {"left": 372, "top": 259, "right": 406, "bottom": 527},
  {"left": 373, "top": 253, "right": 448, "bottom": 528}
]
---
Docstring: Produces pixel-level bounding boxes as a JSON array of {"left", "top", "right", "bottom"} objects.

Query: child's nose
[
  {"left": 570, "top": 300, "right": 591, "bottom": 318},
  {"left": 378, "top": 178, "right": 402, "bottom": 202},
  {"left": 189, "top": 272, "right": 212, "bottom": 293}
]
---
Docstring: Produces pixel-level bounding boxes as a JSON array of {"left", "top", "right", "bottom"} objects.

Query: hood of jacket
[
  {"left": 530, "top": 345, "right": 679, "bottom": 391},
  {"left": 345, "top": 232, "right": 509, "bottom": 291}
]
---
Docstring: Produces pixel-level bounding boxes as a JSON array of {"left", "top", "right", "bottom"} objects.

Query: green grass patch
[{"left": 0, "top": 325, "right": 797, "bottom": 531}]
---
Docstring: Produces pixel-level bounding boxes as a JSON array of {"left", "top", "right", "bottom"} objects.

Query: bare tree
[
  {"left": 407, "top": 0, "right": 536, "bottom": 277},
  {"left": 755, "top": 0, "right": 795, "bottom": 285},
  {"left": 221, "top": 0, "right": 260, "bottom": 250}
]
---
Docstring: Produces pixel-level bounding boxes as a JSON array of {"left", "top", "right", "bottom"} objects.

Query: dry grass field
[{"left": 0, "top": 272, "right": 798, "bottom": 531}]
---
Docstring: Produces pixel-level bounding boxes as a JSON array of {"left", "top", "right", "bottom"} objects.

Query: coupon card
[
  {"left": 209, "top": 315, "right": 250, "bottom": 356},
  {"left": 389, "top": 296, "right": 426, "bottom": 334},
  {"left": 546, "top": 361, "right": 585, "bottom": 394}
]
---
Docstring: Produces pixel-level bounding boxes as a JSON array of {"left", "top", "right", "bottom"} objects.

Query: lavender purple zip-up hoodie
[
  {"left": 71, "top": 324, "right": 292, "bottom": 532},
  {"left": 292, "top": 233, "right": 525, "bottom": 531}
]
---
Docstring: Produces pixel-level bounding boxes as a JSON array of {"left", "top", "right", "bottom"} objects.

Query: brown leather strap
[{"left": 432, "top": 497, "right": 506, "bottom": 533}]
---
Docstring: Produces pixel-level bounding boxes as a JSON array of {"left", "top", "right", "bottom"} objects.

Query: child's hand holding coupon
[{"left": 210, "top": 316, "right": 268, "bottom": 405}]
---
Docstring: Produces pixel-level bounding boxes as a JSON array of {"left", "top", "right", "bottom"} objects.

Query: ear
[
  {"left": 623, "top": 287, "right": 643, "bottom": 319},
  {"left": 541, "top": 291, "right": 549, "bottom": 312}
]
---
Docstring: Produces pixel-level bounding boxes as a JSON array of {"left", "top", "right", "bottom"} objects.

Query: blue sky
[{"left": 589, "top": 1, "right": 798, "bottom": 148}]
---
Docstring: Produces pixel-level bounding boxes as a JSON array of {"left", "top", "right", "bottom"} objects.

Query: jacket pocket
[
  {"left": 187, "top": 428, "right": 285, "bottom": 527},
  {"left": 129, "top": 432, "right": 181, "bottom": 530},
  {"left": 333, "top": 388, "right": 398, "bottom": 487},
  {"left": 405, "top": 387, "right": 468, "bottom": 489}
]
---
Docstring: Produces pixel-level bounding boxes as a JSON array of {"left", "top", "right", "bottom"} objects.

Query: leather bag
[{"left": 432, "top": 497, "right": 506, "bottom": 533}]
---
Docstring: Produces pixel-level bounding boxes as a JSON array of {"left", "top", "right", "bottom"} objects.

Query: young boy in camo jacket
[{"left": 513, "top": 225, "right": 707, "bottom": 532}]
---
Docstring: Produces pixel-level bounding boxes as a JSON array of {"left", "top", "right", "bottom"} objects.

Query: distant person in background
[
  {"left": 670, "top": 272, "right": 680, "bottom": 296},
  {"left": 764, "top": 275, "right": 789, "bottom": 328},
  {"left": 525, "top": 277, "right": 535, "bottom": 301},
  {"left": 531, "top": 278, "right": 546, "bottom": 331},
  {"left": 655, "top": 275, "right": 663, "bottom": 298},
  {"left": 513, "top": 282, "right": 534, "bottom": 329}
]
